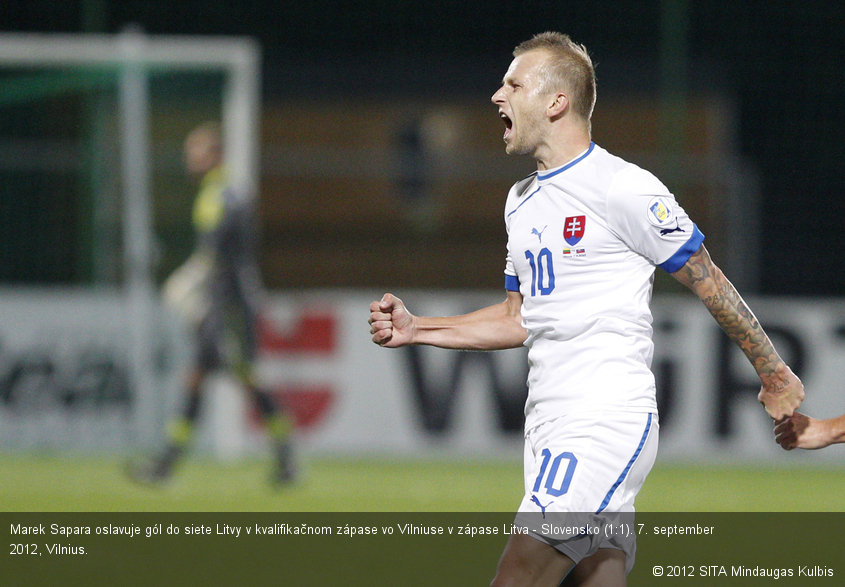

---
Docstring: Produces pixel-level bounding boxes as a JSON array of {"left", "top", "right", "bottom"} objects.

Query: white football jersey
[{"left": 504, "top": 142, "right": 704, "bottom": 431}]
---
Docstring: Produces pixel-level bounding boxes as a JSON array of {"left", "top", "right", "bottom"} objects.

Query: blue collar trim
[{"left": 537, "top": 142, "right": 595, "bottom": 181}]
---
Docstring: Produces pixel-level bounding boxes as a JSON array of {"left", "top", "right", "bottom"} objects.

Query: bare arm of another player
[
  {"left": 671, "top": 245, "right": 804, "bottom": 419},
  {"left": 369, "top": 291, "right": 527, "bottom": 350},
  {"left": 774, "top": 412, "right": 845, "bottom": 450}
]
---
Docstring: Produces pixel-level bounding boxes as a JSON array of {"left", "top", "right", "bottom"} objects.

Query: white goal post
[{"left": 0, "top": 30, "right": 261, "bottom": 447}]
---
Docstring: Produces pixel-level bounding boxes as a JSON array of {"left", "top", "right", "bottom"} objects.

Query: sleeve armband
[{"left": 658, "top": 224, "right": 705, "bottom": 273}]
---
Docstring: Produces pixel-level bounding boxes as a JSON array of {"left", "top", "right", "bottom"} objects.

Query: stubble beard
[{"left": 504, "top": 109, "right": 543, "bottom": 157}]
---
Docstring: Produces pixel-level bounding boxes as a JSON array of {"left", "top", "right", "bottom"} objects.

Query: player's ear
[{"left": 548, "top": 92, "right": 568, "bottom": 118}]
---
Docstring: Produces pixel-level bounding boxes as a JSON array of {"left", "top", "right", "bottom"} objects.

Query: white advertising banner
[
  {"left": 256, "top": 290, "right": 845, "bottom": 463},
  {"left": 0, "top": 288, "right": 843, "bottom": 462},
  {"left": 0, "top": 290, "right": 183, "bottom": 451}
]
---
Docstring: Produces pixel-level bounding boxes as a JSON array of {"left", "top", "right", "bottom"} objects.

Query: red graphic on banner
[
  {"left": 268, "top": 385, "right": 334, "bottom": 429},
  {"left": 258, "top": 314, "right": 336, "bottom": 353},
  {"left": 254, "top": 311, "right": 337, "bottom": 430}
]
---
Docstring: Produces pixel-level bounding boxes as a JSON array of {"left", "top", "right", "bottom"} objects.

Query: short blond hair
[{"left": 514, "top": 32, "right": 596, "bottom": 123}]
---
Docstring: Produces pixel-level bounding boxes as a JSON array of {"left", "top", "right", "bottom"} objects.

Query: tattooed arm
[{"left": 671, "top": 245, "right": 804, "bottom": 419}]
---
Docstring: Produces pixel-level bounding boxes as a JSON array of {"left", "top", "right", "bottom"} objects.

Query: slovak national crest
[{"left": 563, "top": 215, "right": 586, "bottom": 246}]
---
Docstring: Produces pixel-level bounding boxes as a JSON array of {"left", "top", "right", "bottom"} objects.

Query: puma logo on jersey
[
  {"left": 659, "top": 219, "right": 685, "bottom": 236},
  {"left": 530, "top": 495, "right": 553, "bottom": 518},
  {"left": 531, "top": 226, "right": 548, "bottom": 243}
]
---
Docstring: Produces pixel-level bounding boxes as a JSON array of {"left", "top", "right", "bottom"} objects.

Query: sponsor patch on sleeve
[{"left": 646, "top": 196, "right": 674, "bottom": 227}]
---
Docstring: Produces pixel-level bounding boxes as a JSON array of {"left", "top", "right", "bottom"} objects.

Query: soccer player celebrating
[{"left": 368, "top": 32, "right": 803, "bottom": 585}]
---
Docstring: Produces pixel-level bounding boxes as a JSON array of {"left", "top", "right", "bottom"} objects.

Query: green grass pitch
[{"left": 2, "top": 453, "right": 844, "bottom": 512}]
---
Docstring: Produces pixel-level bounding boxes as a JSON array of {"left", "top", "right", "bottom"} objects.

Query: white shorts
[{"left": 514, "top": 410, "right": 658, "bottom": 574}]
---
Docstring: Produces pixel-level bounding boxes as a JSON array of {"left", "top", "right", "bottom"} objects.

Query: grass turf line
[{"left": 2, "top": 454, "right": 844, "bottom": 512}]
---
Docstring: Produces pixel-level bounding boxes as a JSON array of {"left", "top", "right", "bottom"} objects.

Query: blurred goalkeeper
[{"left": 130, "top": 121, "right": 296, "bottom": 485}]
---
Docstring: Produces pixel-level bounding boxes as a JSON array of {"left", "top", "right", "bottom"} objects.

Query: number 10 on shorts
[{"left": 532, "top": 449, "right": 578, "bottom": 497}]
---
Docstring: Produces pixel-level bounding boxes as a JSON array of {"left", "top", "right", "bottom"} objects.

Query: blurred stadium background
[{"left": 1, "top": 0, "right": 843, "bottom": 515}]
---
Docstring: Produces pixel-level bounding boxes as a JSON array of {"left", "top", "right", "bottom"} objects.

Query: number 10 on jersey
[{"left": 525, "top": 248, "right": 555, "bottom": 296}]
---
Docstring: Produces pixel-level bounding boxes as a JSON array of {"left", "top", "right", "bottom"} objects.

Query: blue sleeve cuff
[
  {"left": 505, "top": 274, "right": 520, "bottom": 291},
  {"left": 658, "top": 224, "right": 705, "bottom": 273}
]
